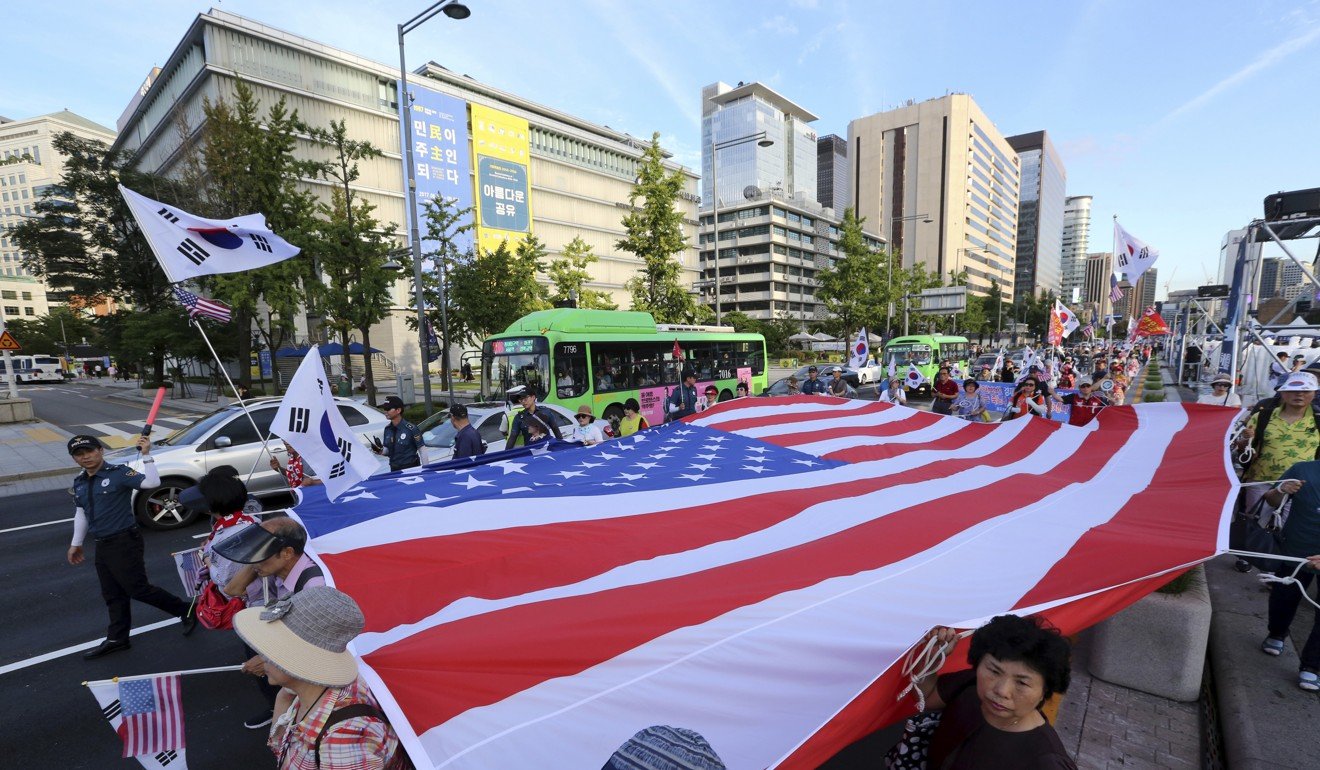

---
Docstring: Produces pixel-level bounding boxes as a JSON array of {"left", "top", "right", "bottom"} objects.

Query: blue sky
[{"left": 4, "top": 0, "right": 1319, "bottom": 297}]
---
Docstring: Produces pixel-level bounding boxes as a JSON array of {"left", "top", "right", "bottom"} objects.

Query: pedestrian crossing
[{"left": 71, "top": 416, "right": 203, "bottom": 449}]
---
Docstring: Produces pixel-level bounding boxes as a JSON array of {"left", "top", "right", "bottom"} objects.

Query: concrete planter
[
  {"left": 0, "top": 398, "right": 34, "bottom": 423},
  {"left": 1088, "top": 565, "right": 1211, "bottom": 702}
]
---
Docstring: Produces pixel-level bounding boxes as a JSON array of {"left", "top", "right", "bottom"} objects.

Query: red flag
[
  {"left": 673, "top": 339, "right": 683, "bottom": 361},
  {"left": 1134, "top": 306, "right": 1171, "bottom": 337}
]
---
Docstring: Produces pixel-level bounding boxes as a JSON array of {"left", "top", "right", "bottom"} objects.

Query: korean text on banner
[
  {"left": 399, "top": 81, "right": 473, "bottom": 255},
  {"left": 470, "top": 103, "right": 532, "bottom": 253}
]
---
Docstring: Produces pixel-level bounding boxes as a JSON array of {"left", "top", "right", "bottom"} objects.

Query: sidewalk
[
  {"left": 0, "top": 419, "right": 76, "bottom": 496},
  {"left": 80, "top": 376, "right": 481, "bottom": 412}
]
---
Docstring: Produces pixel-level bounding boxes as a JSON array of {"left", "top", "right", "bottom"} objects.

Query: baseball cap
[
  {"left": 1278, "top": 372, "right": 1320, "bottom": 392},
  {"left": 67, "top": 435, "right": 103, "bottom": 454},
  {"left": 1210, "top": 374, "right": 1232, "bottom": 386},
  {"left": 380, "top": 395, "right": 405, "bottom": 410},
  {"left": 831, "top": 367, "right": 842, "bottom": 373},
  {"left": 449, "top": 403, "right": 468, "bottom": 419},
  {"left": 807, "top": 365, "right": 818, "bottom": 372},
  {"left": 1077, "top": 379, "right": 1093, "bottom": 387},
  {"left": 506, "top": 385, "right": 529, "bottom": 400}
]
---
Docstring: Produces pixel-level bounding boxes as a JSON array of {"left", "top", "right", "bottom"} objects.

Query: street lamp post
[
  {"left": 708, "top": 130, "right": 773, "bottom": 326},
  {"left": 887, "top": 214, "right": 931, "bottom": 337},
  {"left": 398, "top": 0, "right": 470, "bottom": 415}
]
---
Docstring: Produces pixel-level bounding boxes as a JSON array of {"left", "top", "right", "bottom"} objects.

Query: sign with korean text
[
  {"left": 470, "top": 103, "right": 533, "bottom": 253},
  {"left": 399, "top": 81, "right": 474, "bottom": 254}
]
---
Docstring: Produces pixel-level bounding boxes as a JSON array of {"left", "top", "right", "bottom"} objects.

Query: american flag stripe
[
  {"left": 118, "top": 675, "right": 184, "bottom": 758},
  {"left": 353, "top": 407, "right": 1213, "bottom": 767},
  {"left": 291, "top": 399, "right": 1237, "bottom": 769}
]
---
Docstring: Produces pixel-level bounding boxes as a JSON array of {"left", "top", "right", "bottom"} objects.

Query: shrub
[
  {"left": 1142, "top": 391, "right": 1166, "bottom": 402},
  {"left": 1157, "top": 570, "right": 1195, "bottom": 594}
]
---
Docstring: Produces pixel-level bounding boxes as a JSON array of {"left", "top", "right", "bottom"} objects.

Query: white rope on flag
[{"left": 896, "top": 628, "right": 975, "bottom": 712}]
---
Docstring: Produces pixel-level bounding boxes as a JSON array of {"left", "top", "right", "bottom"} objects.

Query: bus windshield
[
  {"left": 885, "top": 343, "right": 932, "bottom": 366},
  {"left": 482, "top": 336, "right": 551, "bottom": 400}
]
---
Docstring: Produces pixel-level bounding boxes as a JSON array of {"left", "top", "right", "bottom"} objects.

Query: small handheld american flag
[{"left": 172, "top": 286, "right": 231, "bottom": 323}]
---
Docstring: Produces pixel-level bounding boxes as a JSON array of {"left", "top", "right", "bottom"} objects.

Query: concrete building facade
[
  {"left": 112, "top": 9, "right": 700, "bottom": 377},
  {"left": 697, "top": 193, "right": 884, "bottom": 323},
  {"left": 1005, "top": 131, "right": 1066, "bottom": 300},
  {"left": 847, "top": 94, "right": 1019, "bottom": 300},
  {"left": 816, "top": 134, "right": 849, "bottom": 212},
  {"left": 1083, "top": 251, "right": 1113, "bottom": 323},
  {"left": 1060, "top": 195, "right": 1092, "bottom": 305}
]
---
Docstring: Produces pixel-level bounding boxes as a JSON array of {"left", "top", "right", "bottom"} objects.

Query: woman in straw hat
[
  {"left": 1197, "top": 374, "right": 1242, "bottom": 407},
  {"left": 235, "top": 587, "right": 410, "bottom": 770}
]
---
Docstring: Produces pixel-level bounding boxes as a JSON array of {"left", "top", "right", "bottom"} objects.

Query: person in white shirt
[
  {"left": 878, "top": 376, "right": 907, "bottom": 405},
  {"left": 1197, "top": 374, "right": 1242, "bottom": 407},
  {"left": 571, "top": 404, "right": 605, "bottom": 445}
]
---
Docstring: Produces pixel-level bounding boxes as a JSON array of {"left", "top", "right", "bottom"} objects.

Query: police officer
[
  {"left": 374, "top": 395, "right": 428, "bottom": 471},
  {"left": 666, "top": 369, "right": 699, "bottom": 420},
  {"left": 801, "top": 365, "right": 829, "bottom": 396},
  {"left": 504, "top": 385, "right": 562, "bottom": 449},
  {"left": 66, "top": 434, "right": 195, "bottom": 659}
]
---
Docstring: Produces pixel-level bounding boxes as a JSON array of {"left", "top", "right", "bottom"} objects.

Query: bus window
[
  {"left": 592, "top": 343, "right": 628, "bottom": 392},
  {"left": 482, "top": 337, "right": 550, "bottom": 399},
  {"left": 554, "top": 343, "right": 588, "bottom": 398}
]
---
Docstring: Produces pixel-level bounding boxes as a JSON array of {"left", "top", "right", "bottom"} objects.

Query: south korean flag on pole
[
  {"left": 118, "top": 185, "right": 300, "bottom": 283},
  {"left": 904, "top": 363, "right": 928, "bottom": 390},
  {"left": 848, "top": 328, "right": 869, "bottom": 370},
  {"left": 273, "top": 347, "right": 379, "bottom": 501}
]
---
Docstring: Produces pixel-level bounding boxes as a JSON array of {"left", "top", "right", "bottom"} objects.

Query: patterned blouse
[{"left": 268, "top": 676, "right": 409, "bottom": 770}]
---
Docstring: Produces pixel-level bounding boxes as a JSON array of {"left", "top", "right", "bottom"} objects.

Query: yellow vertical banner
[{"left": 470, "top": 104, "right": 532, "bottom": 254}]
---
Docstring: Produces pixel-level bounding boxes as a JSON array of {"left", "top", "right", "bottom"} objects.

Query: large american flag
[
  {"left": 171, "top": 286, "right": 231, "bottom": 323},
  {"left": 291, "top": 397, "right": 1238, "bottom": 769}
]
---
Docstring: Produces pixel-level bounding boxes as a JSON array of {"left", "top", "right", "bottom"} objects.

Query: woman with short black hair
[{"left": 912, "top": 614, "right": 1075, "bottom": 769}]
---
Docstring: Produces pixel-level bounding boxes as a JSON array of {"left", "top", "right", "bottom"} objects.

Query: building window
[
  {"left": 23, "top": 307, "right": 34, "bottom": 315},
  {"left": 3, "top": 305, "right": 19, "bottom": 315}
]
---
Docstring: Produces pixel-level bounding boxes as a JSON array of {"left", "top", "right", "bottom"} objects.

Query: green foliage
[
  {"left": 448, "top": 238, "right": 549, "bottom": 344},
  {"left": 184, "top": 80, "right": 321, "bottom": 387},
  {"left": 721, "top": 310, "right": 799, "bottom": 357},
  {"left": 303, "top": 118, "right": 397, "bottom": 403},
  {"left": 9, "top": 132, "right": 187, "bottom": 380},
  {"left": 619, "top": 132, "right": 704, "bottom": 324},
  {"left": 814, "top": 208, "right": 889, "bottom": 338},
  {"left": 4, "top": 307, "right": 98, "bottom": 354},
  {"left": 406, "top": 194, "right": 477, "bottom": 356},
  {"left": 1157, "top": 570, "right": 1195, "bottom": 594},
  {"left": 546, "top": 236, "right": 617, "bottom": 309}
]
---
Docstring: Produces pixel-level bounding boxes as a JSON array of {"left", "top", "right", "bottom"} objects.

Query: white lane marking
[
  {"left": 0, "top": 618, "right": 181, "bottom": 676},
  {"left": 81, "top": 422, "right": 136, "bottom": 439},
  {"left": 0, "top": 517, "right": 73, "bottom": 534}
]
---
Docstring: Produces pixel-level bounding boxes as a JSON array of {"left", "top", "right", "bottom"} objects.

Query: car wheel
[{"left": 135, "top": 476, "right": 201, "bottom": 531}]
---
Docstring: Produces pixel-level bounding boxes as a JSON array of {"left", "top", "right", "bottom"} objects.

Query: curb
[{"left": 0, "top": 467, "right": 71, "bottom": 483}]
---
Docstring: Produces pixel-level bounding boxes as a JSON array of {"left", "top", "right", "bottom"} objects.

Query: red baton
[{"left": 141, "top": 387, "right": 167, "bottom": 436}]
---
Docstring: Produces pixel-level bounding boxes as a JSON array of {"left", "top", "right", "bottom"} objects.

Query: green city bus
[
  {"left": 481, "top": 309, "right": 768, "bottom": 427},
  {"left": 883, "top": 335, "right": 971, "bottom": 394}
]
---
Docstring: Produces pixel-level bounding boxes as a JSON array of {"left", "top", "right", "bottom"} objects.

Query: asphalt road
[
  {"left": 24, "top": 382, "right": 203, "bottom": 449},
  {"left": 0, "top": 489, "right": 274, "bottom": 769}
]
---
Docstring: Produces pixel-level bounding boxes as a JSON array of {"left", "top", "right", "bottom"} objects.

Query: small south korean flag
[
  {"left": 905, "top": 364, "right": 928, "bottom": 390},
  {"left": 273, "top": 347, "right": 380, "bottom": 501}
]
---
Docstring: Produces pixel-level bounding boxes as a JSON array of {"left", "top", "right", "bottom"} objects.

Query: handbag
[
  {"left": 194, "top": 581, "right": 246, "bottom": 630},
  {"left": 1238, "top": 492, "right": 1288, "bottom": 573},
  {"left": 884, "top": 676, "right": 974, "bottom": 770}
]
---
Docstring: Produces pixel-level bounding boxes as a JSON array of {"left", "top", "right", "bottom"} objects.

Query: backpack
[{"left": 1242, "top": 399, "right": 1320, "bottom": 473}]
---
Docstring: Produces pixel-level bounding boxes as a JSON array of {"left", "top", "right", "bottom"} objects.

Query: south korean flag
[
  {"left": 273, "top": 347, "right": 380, "bottom": 501},
  {"left": 118, "top": 185, "right": 300, "bottom": 284}
]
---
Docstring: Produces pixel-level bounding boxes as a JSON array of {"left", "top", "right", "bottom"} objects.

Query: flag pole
[
  {"left": 190, "top": 316, "right": 277, "bottom": 485},
  {"left": 84, "top": 664, "right": 243, "bottom": 687}
]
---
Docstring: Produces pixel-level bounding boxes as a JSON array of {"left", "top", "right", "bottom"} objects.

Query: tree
[
  {"left": 985, "top": 281, "right": 1006, "bottom": 343},
  {"left": 546, "top": 236, "right": 617, "bottom": 309},
  {"left": 814, "top": 208, "right": 887, "bottom": 338},
  {"left": 10, "top": 132, "right": 185, "bottom": 382},
  {"left": 304, "top": 119, "right": 397, "bottom": 405},
  {"left": 4, "top": 308, "right": 98, "bottom": 357},
  {"left": 181, "top": 80, "right": 320, "bottom": 391},
  {"left": 619, "top": 132, "right": 706, "bottom": 323},
  {"left": 946, "top": 270, "right": 987, "bottom": 341},
  {"left": 402, "top": 194, "right": 478, "bottom": 387},
  {"left": 448, "top": 238, "right": 548, "bottom": 345}
]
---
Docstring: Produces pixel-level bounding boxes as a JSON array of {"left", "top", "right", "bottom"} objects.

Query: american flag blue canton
[
  {"left": 171, "top": 285, "right": 231, "bottom": 323},
  {"left": 120, "top": 680, "right": 157, "bottom": 715},
  {"left": 293, "top": 421, "right": 844, "bottom": 540}
]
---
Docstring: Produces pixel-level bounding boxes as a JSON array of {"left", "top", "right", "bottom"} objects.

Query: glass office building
[{"left": 1006, "top": 131, "right": 1066, "bottom": 299}]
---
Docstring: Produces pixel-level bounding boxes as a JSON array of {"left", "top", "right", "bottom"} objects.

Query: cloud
[
  {"left": 580, "top": 0, "right": 701, "bottom": 129},
  {"left": 797, "top": 21, "right": 847, "bottom": 65},
  {"left": 1154, "top": 23, "right": 1320, "bottom": 130},
  {"left": 762, "top": 15, "right": 798, "bottom": 35}
]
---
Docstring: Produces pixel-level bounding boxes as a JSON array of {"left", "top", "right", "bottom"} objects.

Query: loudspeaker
[{"left": 1264, "top": 188, "right": 1320, "bottom": 221}]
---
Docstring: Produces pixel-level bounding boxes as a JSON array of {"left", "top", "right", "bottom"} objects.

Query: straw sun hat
[{"left": 234, "top": 586, "right": 365, "bottom": 687}]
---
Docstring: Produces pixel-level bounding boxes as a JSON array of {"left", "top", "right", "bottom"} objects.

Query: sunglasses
[{"left": 576, "top": 414, "right": 592, "bottom": 421}]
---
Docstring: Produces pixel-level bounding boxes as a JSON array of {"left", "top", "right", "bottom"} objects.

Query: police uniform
[
  {"left": 382, "top": 419, "right": 423, "bottom": 471},
  {"left": 70, "top": 450, "right": 190, "bottom": 650}
]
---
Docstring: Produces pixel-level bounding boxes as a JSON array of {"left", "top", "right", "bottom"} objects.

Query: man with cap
[
  {"left": 504, "top": 384, "right": 562, "bottom": 450},
  {"left": 66, "top": 434, "right": 195, "bottom": 659},
  {"left": 666, "top": 369, "right": 699, "bottom": 420},
  {"left": 1198, "top": 374, "right": 1242, "bottom": 407},
  {"left": 828, "top": 366, "right": 849, "bottom": 397},
  {"left": 449, "top": 404, "right": 484, "bottom": 459},
  {"left": 216, "top": 516, "right": 328, "bottom": 729},
  {"left": 234, "top": 587, "right": 407, "bottom": 769},
  {"left": 800, "top": 365, "right": 828, "bottom": 396},
  {"left": 1059, "top": 379, "right": 1109, "bottom": 427},
  {"left": 1236, "top": 372, "right": 1320, "bottom": 530},
  {"left": 372, "top": 395, "right": 427, "bottom": 472}
]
